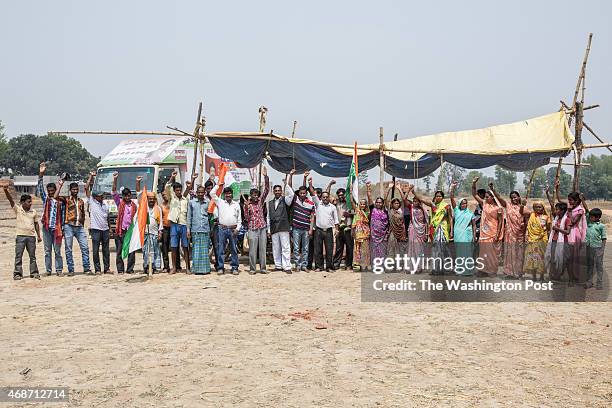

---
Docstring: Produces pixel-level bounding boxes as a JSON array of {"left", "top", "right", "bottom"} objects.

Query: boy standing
[
  {"left": 584, "top": 206, "right": 606, "bottom": 290},
  {"left": 4, "top": 186, "right": 42, "bottom": 280}
]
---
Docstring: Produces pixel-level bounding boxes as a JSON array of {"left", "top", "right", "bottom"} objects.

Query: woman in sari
[
  {"left": 472, "top": 177, "right": 503, "bottom": 277},
  {"left": 491, "top": 186, "right": 527, "bottom": 279},
  {"left": 367, "top": 181, "right": 390, "bottom": 263},
  {"left": 450, "top": 181, "right": 475, "bottom": 276},
  {"left": 403, "top": 184, "right": 429, "bottom": 273},
  {"left": 412, "top": 187, "right": 453, "bottom": 275},
  {"left": 558, "top": 181, "right": 587, "bottom": 285},
  {"left": 523, "top": 200, "right": 551, "bottom": 281},
  {"left": 352, "top": 197, "right": 371, "bottom": 271},
  {"left": 386, "top": 182, "right": 408, "bottom": 265}
]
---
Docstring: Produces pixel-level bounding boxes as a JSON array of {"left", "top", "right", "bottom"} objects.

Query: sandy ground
[{"left": 0, "top": 199, "right": 611, "bottom": 407}]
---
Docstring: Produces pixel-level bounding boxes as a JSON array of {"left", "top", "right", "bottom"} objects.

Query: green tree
[
  {"left": 494, "top": 166, "right": 517, "bottom": 195},
  {"left": 435, "top": 163, "right": 466, "bottom": 194},
  {"left": 545, "top": 167, "right": 572, "bottom": 197},
  {"left": 4, "top": 133, "right": 100, "bottom": 180},
  {"left": 579, "top": 154, "right": 612, "bottom": 200},
  {"left": 522, "top": 168, "right": 547, "bottom": 198}
]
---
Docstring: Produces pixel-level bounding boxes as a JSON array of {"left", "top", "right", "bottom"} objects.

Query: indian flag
[
  {"left": 346, "top": 142, "right": 358, "bottom": 210},
  {"left": 208, "top": 162, "right": 240, "bottom": 213},
  {"left": 122, "top": 185, "right": 148, "bottom": 259}
]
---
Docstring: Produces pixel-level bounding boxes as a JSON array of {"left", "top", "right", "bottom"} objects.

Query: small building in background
[{"left": 0, "top": 176, "right": 86, "bottom": 197}]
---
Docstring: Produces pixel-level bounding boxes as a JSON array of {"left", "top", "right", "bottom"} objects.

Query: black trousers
[
  {"left": 314, "top": 227, "right": 334, "bottom": 270},
  {"left": 333, "top": 227, "right": 354, "bottom": 268},
  {"left": 90, "top": 229, "right": 110, "bottom": 272},
  {"left": 161, "top": 226, "right": 171, "bottom": 271},
  {"left": 115, "top": 232, "right": 135, "bottom": 273}
]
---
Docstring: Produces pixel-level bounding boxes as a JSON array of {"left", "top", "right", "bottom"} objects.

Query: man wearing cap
[{"left": 86, "top": 171, "right": 110, "bottom": 274}]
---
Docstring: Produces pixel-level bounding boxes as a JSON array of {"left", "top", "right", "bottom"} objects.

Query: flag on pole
[
  {"left": 208, "top": 162, "right": 240, "bottom": 213},
  {"left": 346, "top": 142, "right": 359, "bottom": 210},
  {"left": 122, "top": 186, "right": 148, "bottom": 259}
]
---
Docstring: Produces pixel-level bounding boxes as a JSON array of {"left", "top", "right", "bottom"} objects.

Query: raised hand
[
  {"left": 90, "top": 171, "right": 97, "bottom": 178},
  {"left": 136, "top": 176, "right": 143, "bottom": 182},
  {"left": 579, "top": 192, "right": 585, "bottom": 202},
  {"left": 545, "top": 185, "right": 550, "bottom": 194},
  {"left": 520, "top": 198, "right": 527, "bottom": 206},
  {"left": 488, "top": 182, "right": 494, "bottom": 191},
  {"left": 307, "top": 176, "right": 313, "bottom": 184},
  {"left": 171, "top": 170, "right": 178, "bottom": 179},
  {"left": 451, "top": 180, "right": 458, "bottom": 189},
  {"left": 472, "top": 176, "right": 479, "bottom": 184},
  {"left": 288, "top": 168, "right": 296, "bottom": 175},
  {"left": 39, "top": 162, "right": 47, "bottom": 174},
  {"left": 304, "top": 171, "right": 310, "bottom": 178},
  {"left": 365, "top": 181, "right": 371, "bottom": 190},
  {"left": 191, "top": 172, "right": 198, "bottom": 180},
  {"left": 329, "top": 179, "right": 336, "bottom": 185},
  {"left": 262, "top": 166, "right": 267, "bottom": 177},
  {"left": 113, "top": 171, "right": 119, "bottom": 180}
]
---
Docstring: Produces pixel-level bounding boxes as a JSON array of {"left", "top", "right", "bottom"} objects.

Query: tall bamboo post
[
  {"left": 257, "top": 106, "right": 268, "bottom": 190},
  {"left": 390, "top": 133, "right": 398, "bottom": 198},
  {"left": 379, "top": 127, "right": 384, "bottom": 197},
  {"left": 573, "top": 101, "right": 584, "bottom": 191},
  {"left": 571, "top": 34, "right": 592, "bottom": 191},
  {"left": 191, "top": 102, "right": 202, "bottom": 177}
]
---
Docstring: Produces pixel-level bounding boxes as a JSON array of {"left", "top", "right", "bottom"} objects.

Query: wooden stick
[
  {"left": 379, "top": 127, "right": 384, "bottom": 197},
  {"left": 572, "top": 33, "right": 593, "bottom": 107},
  {"left": 391, "top": 133, "right": 398, "bottom": 198},
  {"left": 583, "top": 142, "right": 612, "bottom": 149},
  {"left": 525, "top": 169, "right": 536, "bottom": 199},
  {"left": 291, "top": 120, "right": 297, "bottom": 170},
  {"left": 582, "top": 122, "right": 612, "bottom": 153},
  {"left": 257, "top": 106, "right": 267, "bottom": 190},
  {"left": 191, "top": 102, "right": 203, "bottom": 177},
  {"left": 50, "top": 130, "right": 188, "bottom": 136}
]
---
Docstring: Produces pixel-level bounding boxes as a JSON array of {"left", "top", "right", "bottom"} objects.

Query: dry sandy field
[{"left": 0, "top": 198, "right": 611, "bottom": 407}]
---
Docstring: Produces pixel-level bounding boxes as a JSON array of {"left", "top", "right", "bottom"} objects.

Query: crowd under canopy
[{"left": 207, "top": 111, "right": 574, "bottom": 178}]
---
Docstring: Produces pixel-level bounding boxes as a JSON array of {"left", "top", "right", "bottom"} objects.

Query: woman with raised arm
[
  {"left": 524, "top": 198, "right": 551, "bottom": 282},
  {"left": 368, "top": 182, "right": 389, "bottom": 263},
  {"left": 386, "top": 182, "right": 408, "bottom": 267},
  {"left": 490, "top": 184, "right": 527, "bottom": 279},
  {"left": 404, "top": 184, "right": 429, "bottom": 273},
  {"left": 413, "top": 187, "right": 452, "bottom": 274},
  {"left": 472, "top": 177, "right": 503, "bottom": 277},
  {"left": 351, "top": 181, "right": 371, "bottom": 271},
  {"left": 450, "top": 181, "right": 475, "bottom": 276}
]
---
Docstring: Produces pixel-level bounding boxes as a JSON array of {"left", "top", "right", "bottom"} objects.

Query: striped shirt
[{"left": 291, "top": 196, "right": 315, "bottom": 230}]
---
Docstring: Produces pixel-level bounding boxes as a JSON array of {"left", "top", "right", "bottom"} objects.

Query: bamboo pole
[
  {"left": 391, "top": 133, "right": 398, "bottom": 198},
  {"left": 50, "top": 130, "right": 188, "bottom": 136},
  {"left": 525, "top": 169, "right": 536, "bottom": 199},
  {"left": 379, "top": 127, "right": 384, "bottom": 197},
  {"left": 573, "top": 101, "right": 584, "bottom": 191},
  {"left": 572, "top": 33, "right": 593, "bottom": 107},
  {"left": 191, "top": 102, "right": 203, "bottom": 177},
  {"left": 583, "top": 122, "right": 612, "bottom": 153},
  {"left": 257, "top": 106, "right": 268, "bottom": 190}
]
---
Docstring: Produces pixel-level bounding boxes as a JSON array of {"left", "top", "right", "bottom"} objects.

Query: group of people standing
[{"left": 6, "top": 163, "right": 607, "bottom": 289}]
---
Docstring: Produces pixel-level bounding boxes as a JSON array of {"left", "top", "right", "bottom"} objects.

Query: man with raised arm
[
  {"left": 267, "top": 169, "right": 295, "bottom": 273},
  {"left": 55, "top": 175, "right": 91, "bottom": 276},
  {"left": 112, "top": 171, "right": 137, "bottom": 273},
  {"left": 164, "top": 171, "right": 190, "bottom": 273},
  {"left": 37, "top": 161, "right": 64, "bottom": 276},
  {"left": 86, "top": 171, "right": 110, "bottom": 274},
  {"left": 308, "top": 176, "right": 339, "bottom": 272},
  {"left": 4, "top": 185, "right": 41, "bottom": 280}
]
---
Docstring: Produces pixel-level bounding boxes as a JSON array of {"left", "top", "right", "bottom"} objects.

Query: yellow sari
[{"left": 524, "top": 209, "right": 551, "bottom": 275}]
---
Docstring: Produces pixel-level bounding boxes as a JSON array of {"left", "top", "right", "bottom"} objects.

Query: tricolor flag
[
  {"left": 346, "top": 142, "right": 359, "bottom": 210},
  {"left": 208, "top": 162, "right": 240, "bottom": 213},
  {"left": 121, "top": 186, "right": 147, "bottom": 259}
]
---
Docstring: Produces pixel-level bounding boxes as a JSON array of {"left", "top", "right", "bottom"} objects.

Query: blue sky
[{"left": 1, "top": 0, "right": 610, "bottom": 185}]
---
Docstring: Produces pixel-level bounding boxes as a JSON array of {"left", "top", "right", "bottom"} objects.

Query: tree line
[{"left": 0, "top": 120, "right": 100, "bottom": 180}]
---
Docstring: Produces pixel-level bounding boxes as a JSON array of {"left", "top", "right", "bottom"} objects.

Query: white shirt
[
  {"left": 88, "top": 197, "right": 109, "bottom": 231},
  {"left": 312, "top": 195, "right": 339, "bottom": 229},
  {"left": 211, "top": 186, "right": 242, "bottom": 227}
]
